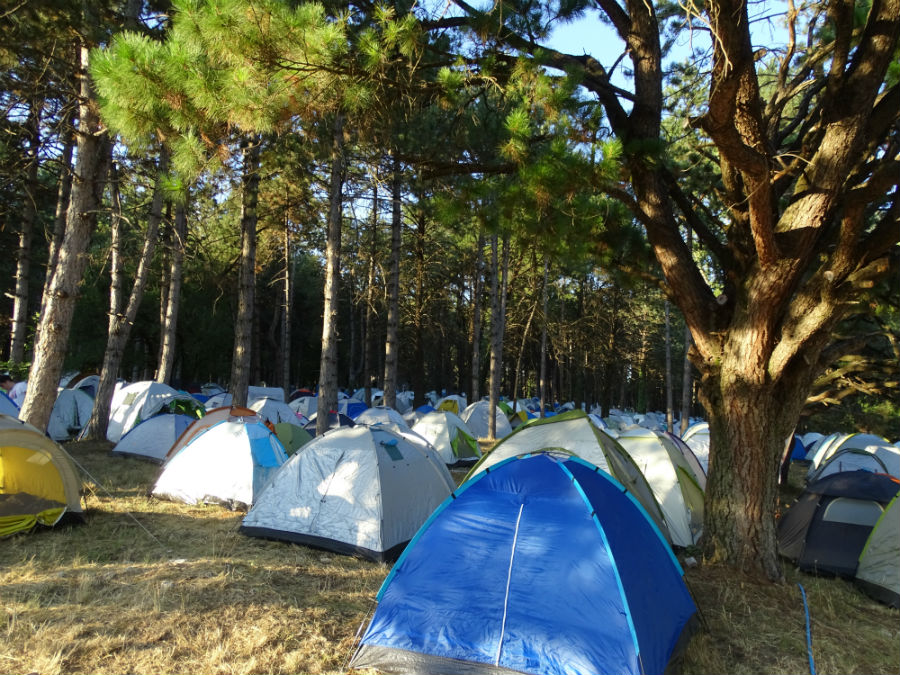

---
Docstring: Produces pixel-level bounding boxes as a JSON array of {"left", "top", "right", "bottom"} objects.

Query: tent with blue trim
[
  {"left": 349, "top": 452, "right": 698, "bottom": 675},
  {"left": 151, "top": 415, "right": 286, "bottom": 509}
]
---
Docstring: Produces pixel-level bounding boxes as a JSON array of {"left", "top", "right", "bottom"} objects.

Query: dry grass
[{"left": 2, "top": 442, "right": 897, "bottom": 675}]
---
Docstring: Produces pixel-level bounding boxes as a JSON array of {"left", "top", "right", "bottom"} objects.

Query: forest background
[{"left": 0, "top": 0, "right": 898, "bottom": 578}]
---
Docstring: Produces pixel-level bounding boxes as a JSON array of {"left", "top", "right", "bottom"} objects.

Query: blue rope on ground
[{"left": 797, "top": 583, "right": 816, "bottom": 675}]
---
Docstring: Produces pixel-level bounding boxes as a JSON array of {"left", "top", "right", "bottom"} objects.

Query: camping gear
[
  {"left": 855, "top": 495, "right": 900, "bottom": 608},
  {"left": 47, "top": 388, "right": 94, "bottom": 441},
  {"left": 617, "top": 427, "right": 705, "bottom": 547},
  {"left": 778, "top": 471, "right": 900, "bottom": 577},
  {"left": 0, "top": 415, "right": 83, "bottom": 537},
  {"left": 162, "top": 406, "right": 258, "bottom": 463},
  {"left": 106, "top": 381, "right": 205, "bottom": 443},
  {"left": 806, "top": 433, "right": 890, "bottom": 477},
  {"left": 241, "top": 425, "right": 454, "bottom": 561},
  {"left": 411, "top": 410, "right": 480, "bottom": 466},
  {"left": 459, "top": 400, "right": 512, "bottom": 439},
  {"left": 468, "top": 410, "right": 672, "bottom": 544},
  {"left": 355, "top": 406, "right": 410, "bottom": 431},
  {"left": 152, "top": 415, "right": 287, "bottom": 509},
  {"left": 349, "top": 452, "right": 697, "bottom": 675},
  {"left": 111, "top": 413, "right": 196, "bottom": 462}
]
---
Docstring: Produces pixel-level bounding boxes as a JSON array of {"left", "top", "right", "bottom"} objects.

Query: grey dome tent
[
  {"left": 855, "top": 494, "right": 899, "bottom": 608},
  {"left": 778, "top": 471, "right": 900, "bottom": 577},
  {"left": 241, "top": 425, "right": 454, "bottom": 561}
]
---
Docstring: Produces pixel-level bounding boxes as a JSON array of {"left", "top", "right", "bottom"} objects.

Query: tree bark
[
  {"left": 84, "top": 149, "right": 167, "bottom": 440},
  {"left": 157, "top": 189, "right": 185, "bottom": 385},
  {"left": 539, "top": 256, "right": 549, "bottom": 417},
  {"left": 487, "top": 234, "right": 508, "bottom": 440},
  {"left": 280, "top": 214, "right": 294, "bottom": 397},
  {"left": 382, "top": 153, "right": 402, "bottom": 409},
  {"left": 665, "top": 301, "right": 674, "bottom": 433},
  {"left": 411, "top": 209, "right": 427, "bottom": 408},
  {"left": 42, "top": 105, "right": 75, "bottom": 306},
  {"left": 469, "top": 232, "right": 484, "bottom": 402},
  {"left": 316, "top": 113, "right": 344, "bottom": 435},
  {"left": 9, "top": 96, "right": 42, "bottom": 367},
  {"left": 230, "top": 137, "right": 260, "bottom": 407},
  {"left": 363, "top": 177, "right": 378, "bottom": 408},
  {"left": 20, "top": 42, "right": 109, "bottom": 432}
]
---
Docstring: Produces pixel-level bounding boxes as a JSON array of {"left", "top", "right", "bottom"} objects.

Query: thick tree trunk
[
  {"left": 19, "top": 43, "right": 109, "bottom": 432},
  {"left": 84, "top": 149, "right": 167, "bottom": 440},
  {"left": 382, "top": 153, "right": 401, "bottom": 409},
  {"left": 230, "top": 137, "right": 260, "bottom": 407},
  {"left": 316, "top": 114, "right": 344, "bottom": 435},
  {"left": 700, "top": 355, "right": 803, "bottom": 578},
  {"left": 9, "top": 97, "right": 42, "bottom": 366},
  {"left": 157, "top": 191, "right": 185, "bottom": 385}
]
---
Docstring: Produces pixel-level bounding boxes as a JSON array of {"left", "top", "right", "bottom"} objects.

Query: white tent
[
  {"left": 288, "top": 395, "right": 318, "bottom": 418},
  {"left": 47, "top": 388, "right": 94, "bottom": 441},
  {"left": 355, "top": 406, "right": 410, "bottom": 431},
  {"left": 106, "top": 381, "right": 204, "bottom": 443},
  {"left": 111, "top": 413, "right": 196, "bottom": 462},
  {"left": 249, "top": 397, "right": 305, "bottom": 427},
  {"left": 435, "top": 394, "right": 467, "bottom": 416},
  {"left": 152, "top": 416, "right": 287, "bottom": 509},
  {"left": 681, "top": 422, "right": 710, "bottom": 474},
  {"left": 459, "top": 400, "right": 512, "bottom": 440},
  {"left": 240, "top": 425, "right": 454, "bottom": 561},
  {"left": 810, "top": 445, "right": 900, "bottom": 481},
  {"left": 411, "top": 410, "right": 480, "bottom": 465},
  {"left": 616, "top": 428, "right": 705, "bottom": 547},
  {"left": 806, "top": 433, "right": 891, "bottom": 477}
]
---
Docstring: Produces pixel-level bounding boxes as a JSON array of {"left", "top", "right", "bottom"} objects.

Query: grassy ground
[{"left": 1, "top": 442, "right": 897, "bottom": 675}]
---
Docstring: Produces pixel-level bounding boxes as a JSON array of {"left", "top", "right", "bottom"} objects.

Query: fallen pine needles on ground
[{"left": 1, "top": 441, "right": 897, "bottom": 674}]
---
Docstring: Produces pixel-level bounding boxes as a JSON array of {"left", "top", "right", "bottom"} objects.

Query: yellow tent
[{"left": 0, "top": 414, "right": 83, "bottom": 537}]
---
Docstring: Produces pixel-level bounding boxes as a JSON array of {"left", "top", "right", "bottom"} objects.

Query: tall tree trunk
[
  {"left": 42, "top": 106, "right": 75, "bottom": 306},
  {"left": 680, "top": 227, "right": 694, "bottom": 436},
  {"left": 280, "top": 215, "right": 294, "bottom": 397},
  {"left": 411, "top": 210, "right": 427, "bottom": 408},
  {"left": 363, "top": 178, "right": 377, "bottom": 408},
  {"left": 487, "top": 235, "right": 508, "bottom": 440},
  {"left": 382, "top": 153, "right": 402, "bottom": 409},
  {"left": 230, "top": 137, "right": 260, "bottom": 407},
  {"left": 469, "top": 232, "right": 484, "bottom": 402},
  {"left": 19, "top": 42, "right": 109, "bottom": 432},
  {"left": 539, "top": 256, "right": 549, "bottom": 417},
  {"left": 84, "top": 149, "right": 167, "bottom": 440},
  {"left": 157, "top": 190, "right": 185, "bottom": 384},
  {"left": 316, "top": 114, "right": 344, "bottom": 435},
  {"left": 665, "top": 301, "right": 674, "bottom": 433},
  {"left": 9, "top": 97, "right": 42, "bottom": 366}
]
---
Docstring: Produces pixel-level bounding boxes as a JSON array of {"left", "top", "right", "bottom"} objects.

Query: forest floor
[{"left": 1, "top": 442, "right": 897, "bottom": 675}]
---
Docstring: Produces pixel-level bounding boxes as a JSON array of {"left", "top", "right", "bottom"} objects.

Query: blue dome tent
[{"left": 350, "top": 452, "right": 697, "bottom": 675}]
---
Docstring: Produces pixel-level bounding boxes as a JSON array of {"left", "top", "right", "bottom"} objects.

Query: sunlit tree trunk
[
  {"left": 316, "top": 114, "right": 344, "bottom": 435},
  {"left": 85, "top": 150, "right": 167, "bottom": 439},
  {"left": 20, "top": 41, "right": 109, "bottom": 431},
  {"left": 538, "top": 256, "right": 549, "bottom": 417},
  {"left": 157, "top": 190, "right": 185, "bottom": 385},
  {"left": 230, "top": 137, "right": 260, "bottom": 407},
  {"left": 382, "top": 153, "right": 401, "bottom": 409}
]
